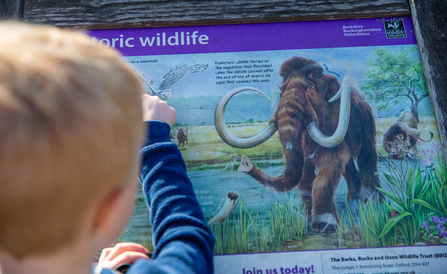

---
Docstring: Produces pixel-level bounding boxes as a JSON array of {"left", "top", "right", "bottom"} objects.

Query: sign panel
[{"left": 90, "top": 17, "right": 447, "bottom": 273}]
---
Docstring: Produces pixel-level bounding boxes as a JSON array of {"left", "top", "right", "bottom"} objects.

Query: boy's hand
[
  {"left": 142, "top": 94, "right": 177, "bottom": 126},
  {"left": 96, "top": 243, "right": 150, "bottom": 272}
]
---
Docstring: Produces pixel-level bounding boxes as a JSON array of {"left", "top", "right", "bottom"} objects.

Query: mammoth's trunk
[
  {"left": 238, "top": 117, "right": 305, "bottom": 192},
  {"left": 238, "top": 155, "right": 303, "bottom": 192}
]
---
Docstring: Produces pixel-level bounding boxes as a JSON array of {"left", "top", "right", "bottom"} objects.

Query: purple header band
[{"left": 88, "top": 17, "right": 416, "bottom": 56}]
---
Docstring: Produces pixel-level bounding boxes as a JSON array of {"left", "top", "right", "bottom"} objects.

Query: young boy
[{"left": 0, "top": 22, "right": 214, "bottom": 274}]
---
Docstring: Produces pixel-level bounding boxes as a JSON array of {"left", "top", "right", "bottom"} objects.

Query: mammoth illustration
[{"left": 215, "top": 57, "right": 382, "bottom": 233}]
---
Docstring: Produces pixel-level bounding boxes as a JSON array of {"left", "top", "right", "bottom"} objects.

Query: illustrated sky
[{"left": 125, "top": 44, "right": 432, "bottom": 122}]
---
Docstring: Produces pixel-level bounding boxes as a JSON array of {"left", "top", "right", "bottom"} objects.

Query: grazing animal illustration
[
  {"left": 215, "top": 57, "right": 382, "bottom": 233},
  {"left": 383, "top": 111, "right": 433, "bottom": 159},
  {"left": 177, "top": 127, "right": 188, "bottom": 149},
  {"left": 140, "top": 64, "right": 208, "bottom": 100},
  {"left": 169, "top": 128, "right": 176, "bottom": 141}
]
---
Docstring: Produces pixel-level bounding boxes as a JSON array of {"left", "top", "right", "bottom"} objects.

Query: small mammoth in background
[
  {"left": 383, "top": 111, "right": 433, "bottom": 159},
  {"left": 215, "top": 56, "right": 382, "bottom": 233}
]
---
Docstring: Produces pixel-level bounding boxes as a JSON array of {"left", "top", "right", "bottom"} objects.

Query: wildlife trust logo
[{"left": 383, "top": 20, "right": 407, "bottom": 39}]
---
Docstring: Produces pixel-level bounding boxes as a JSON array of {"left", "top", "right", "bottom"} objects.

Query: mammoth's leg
[
  {"left": 311, "top": 148, "right": 347, "bottom": 233},
  {"left": 298, "top": 158, "right": 316, "bottom": 216},
  {"left": 343, "top": 158, "right": 362, "bottom": 201},
  {"left": 357, "top": 144, "right": 383, "bottom": 202}
]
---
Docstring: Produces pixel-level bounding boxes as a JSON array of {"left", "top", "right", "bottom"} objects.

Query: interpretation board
[{"left": 89, "top": 17, "right": 447, "bottom": 274}]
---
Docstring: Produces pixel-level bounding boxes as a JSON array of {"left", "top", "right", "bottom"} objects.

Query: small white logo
[{"left": 384, "top": 20, "right": 407, "bottom": 39}]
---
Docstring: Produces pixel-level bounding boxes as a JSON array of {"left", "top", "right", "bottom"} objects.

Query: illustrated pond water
[{"left": 121, "top": 157, "right": 433, "bottom": 252}]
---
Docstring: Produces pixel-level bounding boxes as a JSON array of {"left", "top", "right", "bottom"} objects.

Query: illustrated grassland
[
  {"left": 120, "top": 115, "right": 445, "bottom": 255},
  {"left": 177, "top": 116, "right": 440, "bottom": 167}
]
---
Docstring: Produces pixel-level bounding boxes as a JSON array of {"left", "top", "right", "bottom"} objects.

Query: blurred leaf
[
  {"left": 439, "top": 190, "right": 447, "bottom": 215},
  {"left": 418, "top": 178, "right": 433, "bottom": 199},
  {"left": 379, "top": 211, "right": 412, "bottom": 238},
  {"left": 410, "top": 199, "right": 443, "bottom": 214},
  {"left": 383, "top": 200, "right": 401, "bottom": 213},
  {"left": 384, "top": 172, "right": 399, "bottom": 187},
  {"left": 407, "top": 167, "right": 415, "bottom": 198},
  {"left": 377, "top": 188, "right": 404, "bottom": 209}
]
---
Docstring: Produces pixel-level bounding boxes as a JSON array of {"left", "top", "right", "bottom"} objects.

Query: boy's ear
[{"left": 90, "top": 184, "right": 136, "bottom": 247}]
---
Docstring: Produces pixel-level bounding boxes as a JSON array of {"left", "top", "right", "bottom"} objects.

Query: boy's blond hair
[{"left": 0, "top": 22, "right": 144, "bottom": 259}]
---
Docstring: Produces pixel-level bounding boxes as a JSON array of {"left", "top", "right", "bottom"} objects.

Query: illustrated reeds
[
  {"left": 358, "top": 201, "right": 397, "bottom": 247},
  {"left": 377, "top": 156, "right": 447, "bottom": 246},
  {"left": 211, "top": 198, "right": 252, "bottom": 254},
  {"left": 210, "top": 193, "right": 308, "bottom": 255}
]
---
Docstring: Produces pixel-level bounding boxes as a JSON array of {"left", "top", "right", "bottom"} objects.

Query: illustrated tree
[{"left": 362, "top": 48, "right": 428, "bottom": 121}]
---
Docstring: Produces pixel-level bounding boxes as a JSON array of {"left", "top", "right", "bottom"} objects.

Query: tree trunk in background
[
  {"left": 0, "top": 0, "right": 23, "bottom": 20},
  {"left": 409, "top": 0, "right": 447, "bottom": 162}
]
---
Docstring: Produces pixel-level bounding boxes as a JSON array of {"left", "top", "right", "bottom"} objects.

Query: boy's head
[{"left": 0, "top": 22, "right": 144, "bottom": 259}]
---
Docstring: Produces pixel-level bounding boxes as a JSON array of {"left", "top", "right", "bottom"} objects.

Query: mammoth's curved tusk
[
  {"left": 207, "top": 191, "right": 240, "bottom": 225},
  {"left": 328, "top": 75, "right": 352, "bottom": 103},
  {"left": 307, "top": 75, "right": 352, "bottom": 148},
  {"left": 214, "top": 86, "right": 278, "bottom": 148}
]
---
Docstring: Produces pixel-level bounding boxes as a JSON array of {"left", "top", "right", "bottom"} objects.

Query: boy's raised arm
[
  {"left": 99, "top": 95, "right": 214, "bottom": 274},
  {"left": 137, "top": 121, "right": 214, "bottom": 273},
  {"left": 136, "top": 95, "right": 214, "bottom": 273}
]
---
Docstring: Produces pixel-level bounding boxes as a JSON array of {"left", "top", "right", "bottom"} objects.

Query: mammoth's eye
[
  {"left": 305, "top": 72, "right": 313, "bottom": 81},
  {"left": 306, "top": 69, "right": 323, "bottom": 81}
]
